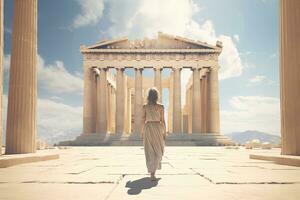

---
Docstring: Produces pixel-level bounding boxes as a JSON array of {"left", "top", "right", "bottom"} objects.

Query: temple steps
[{"left": 58, "top": 133, "right": 234, "bottom": 146}]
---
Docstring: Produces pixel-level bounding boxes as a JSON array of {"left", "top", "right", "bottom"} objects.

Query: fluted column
[
  {"left": 206, "top": 67, "right": 220, "bottom": 134},
  {"left": 5, "top": 0, "right": 37, "bottom": 154},
  {"left": 200, "top": 72, "right": 207, "bottom": 133},
  {"left": 107, "top": 84, "right": 112, "bottom": 132},
  {"left": 111, "top": 87, "right": 116, "bottom": 132},
  {"left": 168, "top": 72, "right": 174, "bottom": 133},
  {"left": 154, "top": 67, "right": 162, "bottom": 102},
  {"left": 83, "top": 67, "right": 97, "bottom": 134},
  {"left": 123, "top": 76, "right": 128, "bottom": 133},
  {"left": 96, "top": 68, "right": 108, "bottom": 134},
  {"left": 192, "top": 68, "right": 201, "bottom": 133},
  {"left": 172, "top": 67, "right": 182, "bottom": 133},
  {"left": 127, "top": 88, "right": 132, "bottom": 133},
  {"left": 188, "top": 86, "right": 193, "bottom": 133},
  {"left": 280, "top": 0, "right": 300, "bottom": 155},
  {"left": 0, "top": 0, "right": 3, "bottom": 155},
  {"left": 134, "top": 68, "right": 143, "bottom": 134},
  {"left": 116, "top": 68, "right": 125, "bottom": 133}
]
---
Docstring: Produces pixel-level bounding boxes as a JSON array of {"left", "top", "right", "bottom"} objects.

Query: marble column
[
  {"left": 5, "top": 0, "right": 37, "bottom": 154},
  {"left": 192, "top": 68, "right": 201, "bottom": 133},
  {"left": 172, "top": 67, "right": 182, "bottom": 133},
  {"left": 280, "top": 0, "right": 300, "bottom": 155},
  {"left": 168, "top": 72, "right": 174, "bottom": 133},
  {"left": 188, "top": 86, "right": 193, "bottom": 133},
  {"left": 134, "top": 68, "right": 143, "bottom": 134},
  {"left": 154, "top": 67, "right": 162, "bottom": 102},
  {"left": 200, "top": 73, "right": 206, "bottom": 133},
  {"left": 110, "top": 87, "right": 116, "bottom": 133},
  {"left": 83, "top": 67, "right": 97, "bottom": 134},
  {"left": 96, "top": 68, "right": 108, "bottom": 134},
  {"left": 124, "top": 76, "right": 128, "bottom": 134},
  {"left": 116, "top": 68, "right": 125, "bottom": 133},
  {"left": 127, "top": 88, "right": 132, "bottom": 133},
  {"left": 0, "top": 0, "right": 3, "bottom": 155},
  {"left": 206, "top": 67, "right": 220, "bottom": 134},
  {"left": 107, "top": 84, "right": 112, "bottom": 132}
]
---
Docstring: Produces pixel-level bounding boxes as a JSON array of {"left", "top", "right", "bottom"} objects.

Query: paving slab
[{"left": 0, "top": 147, "right": 299, "bottom": 200}]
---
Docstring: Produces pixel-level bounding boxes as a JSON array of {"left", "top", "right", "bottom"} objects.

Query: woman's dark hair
[{"left": 147, "top": 87, "right": 159, "bottom": 105}]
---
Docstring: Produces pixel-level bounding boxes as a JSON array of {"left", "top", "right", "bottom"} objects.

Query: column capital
[
  {"left": 172, "top": 66, "right": 182, "bottom": 71},
  {"left": 154, "top": 66, "right": 163, "bottom": 70},
  {"left": 200, "top": 68, "right": 209, "bottom": 79},
  {"left": 99, "top": 67, "right": 108, "bottom": 71},
  {"left": 191, "top": 66, "right": 202, "bottom": 71},
  {"left": 134, "top": 66, "right": 144, "bottom": 71},
  {"left": 116, "top": 66, "right": 126, "bottom": 71},
  {"left": 92, "top": 67, "right": 100, "bottom": 76}
]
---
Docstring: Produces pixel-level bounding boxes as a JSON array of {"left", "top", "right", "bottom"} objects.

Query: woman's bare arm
[
  {"left": 141, "top": 105, "right": 146, "bottom": 139},
  {"left": 160, "top": 105, "right": 166, "bottom": 140}
]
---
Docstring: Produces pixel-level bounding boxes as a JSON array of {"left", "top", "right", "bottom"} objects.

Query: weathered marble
[
  {"left": 280, "top": 0, "right": 300, "bottom": 155},
  {"left": 5, "top": 0, "right": 37, "bottom": 154},
  {"left": 0, "top": 0, "right": 3, "bottom": 155}
]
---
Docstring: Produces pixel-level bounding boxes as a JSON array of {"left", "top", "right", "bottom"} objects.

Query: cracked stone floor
[{"left": 0, "top": 147, "right": 299, "bottom": 200}]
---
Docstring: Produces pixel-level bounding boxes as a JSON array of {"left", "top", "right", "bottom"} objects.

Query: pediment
[{"left": 83, "top": 32, "right": 222, "bottom": 51}]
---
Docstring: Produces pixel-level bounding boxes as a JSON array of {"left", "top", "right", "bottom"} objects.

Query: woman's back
[{"left": 144, "top": 104, "right": 162, "bottom": 122}]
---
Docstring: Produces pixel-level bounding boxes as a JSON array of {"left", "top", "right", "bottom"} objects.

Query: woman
[{"left": 141, "top": 87, "right": 166, "bottom": 181}]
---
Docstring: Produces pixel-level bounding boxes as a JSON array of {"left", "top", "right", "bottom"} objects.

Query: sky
[{"left": 2, "top": 0, "right": 280, "bottom": 143}]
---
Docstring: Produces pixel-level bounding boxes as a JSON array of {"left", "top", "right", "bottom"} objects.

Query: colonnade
[
  {"left": 83, "top": 65, "right": 220, "bottom": 135},
  {"left": 184, "top": 68, "right": 220, "bottom": 134}
]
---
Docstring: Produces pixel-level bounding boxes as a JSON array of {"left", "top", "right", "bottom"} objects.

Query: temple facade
[{"left": 63, "top": 32, "right": 233, "bottom": 146}]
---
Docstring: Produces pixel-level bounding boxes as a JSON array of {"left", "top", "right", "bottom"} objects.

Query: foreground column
[
  {"left": 154, "top": 67, "right": 162, "bottom": 102},
  {"left": 192, "top": 68, "right": 201, "bottom": 133},
  {"left": 280, "top": 0, "right": 300, "bottom": 155},
  {"left": 134, "top": 68, "right": 143, "bottom": 134},
  {"left": 0, "top": 0, "right": 3, "bottom": 155},
  {"left": 116, "top": 68, "right": 125, "bottom": 133},
  {"left": 206, "top": 67, "right": 220, "bottom": 134},
  {"left": 172, "top": 67, "right": 182, "bottom": 133},
  {"left": 96, "top": 68, "right": 108, "bottom": 134},
  {"left": 6, "top": 0, "right": 37, "bottom": 154}
]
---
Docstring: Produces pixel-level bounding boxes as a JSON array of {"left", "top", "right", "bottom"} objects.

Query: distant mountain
[
  {"left": 226, "top": 130, "right": 281, "bottom": 145},
  {"left": 37, "top": 127, "right": 82, "bottom": 146}
]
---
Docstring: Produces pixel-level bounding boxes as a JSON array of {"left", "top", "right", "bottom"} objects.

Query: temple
[{"left": 61, "top": 32, "right": 233, "bottom": 146}]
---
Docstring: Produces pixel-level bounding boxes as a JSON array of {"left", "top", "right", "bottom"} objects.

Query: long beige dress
[{"left": 142, "top": 103, "right": 165, "bottom": 173}]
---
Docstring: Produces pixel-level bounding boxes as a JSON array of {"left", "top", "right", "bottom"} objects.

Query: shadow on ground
[{"left": 125, "top": 177, "right": 161, "bottom": 195}]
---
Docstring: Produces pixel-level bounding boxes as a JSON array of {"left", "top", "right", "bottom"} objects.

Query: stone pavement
[{"left": 0, "top": 147, "right": 299, "bottom": 200}]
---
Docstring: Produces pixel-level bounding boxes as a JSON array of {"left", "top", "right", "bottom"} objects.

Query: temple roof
[{"left": 80, "top": 32, "right": 222, "bottom": 52}]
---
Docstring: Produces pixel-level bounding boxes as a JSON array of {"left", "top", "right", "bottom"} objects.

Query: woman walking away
[{"left": 141, "top": 87, "right": 166, "bottom": 181}]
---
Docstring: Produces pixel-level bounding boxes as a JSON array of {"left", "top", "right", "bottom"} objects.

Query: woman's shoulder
[{"left": 156, "top": 103, "right": 164, "bottom": 108}]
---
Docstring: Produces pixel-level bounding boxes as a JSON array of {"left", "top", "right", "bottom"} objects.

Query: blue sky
[{"left": 2, "top": 0, "right": 280, "bottom": 143}]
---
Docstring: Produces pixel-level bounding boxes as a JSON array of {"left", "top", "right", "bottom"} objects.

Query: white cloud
[
  {"left": 3, "top": 54, "right": 10, "bottom": 70},
  {"left": 2, "top": 95, "right": 83, "bottom": 145},
  {"left": 106, "top": 0, "right": 244, "bottom": 106},
  {"left": 4, "top": 54, "right": 83, "bottom": 95},
  {"left": 37, "top": 98, "right": 83, "bottom": 143},
  {"left": 37, "top": 55, "right": 83, "bottom": 95},
  {"left": 234, "top": 34, "right": 240, "bottom": 43},
  {"left": 72, "top": 0, "right": 105, "bottom": 29},
  {"left": 107, "top": 0, "right": 243, "bottom": 81},
  {"left": 221, "top": 96, "right": 280, "bottom": 135},
  {"left": 248, "top": 75, "right": 274, "bottom": 86}
]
